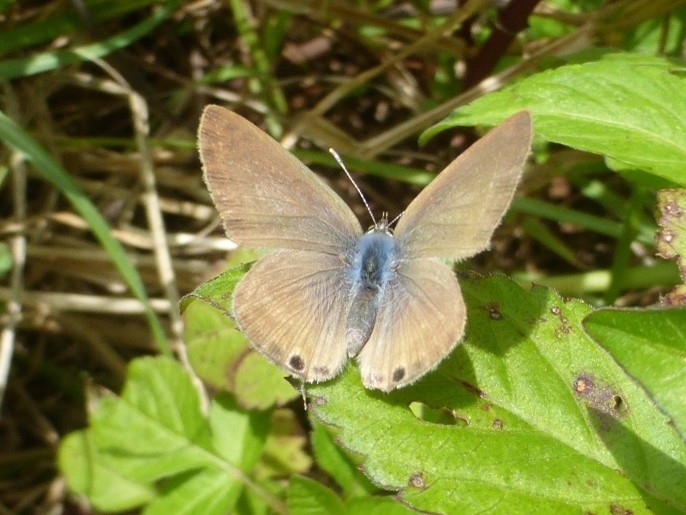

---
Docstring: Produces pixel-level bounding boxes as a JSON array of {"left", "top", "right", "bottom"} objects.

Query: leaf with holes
[
  {"left": 584, "top": 306, "right": 686, "bottom": 438},
  {"left": 308, "top": 276, "right": 686, "bottom": 514}
]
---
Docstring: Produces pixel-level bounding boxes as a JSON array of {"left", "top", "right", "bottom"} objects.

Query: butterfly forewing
[
  {"left": 394, "top": 111, "right": 532, "bottom": 261},
  {"left": 357, "top": 258, "right": 465, "bottom": 392},
  {"left": 233, "top": 249, "right": 350, "bottom": 383},
  {"left": 199, "top": 105, "right": 362, "bottom": 254}
]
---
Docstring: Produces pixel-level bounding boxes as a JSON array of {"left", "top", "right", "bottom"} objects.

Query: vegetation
[{"left": 1, "top": 0, "right": 685, "bottom": 513}]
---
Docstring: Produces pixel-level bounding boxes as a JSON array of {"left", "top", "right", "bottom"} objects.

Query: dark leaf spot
[
  {"left": 610, "top": 504, "right": 633, "bottom": 515},
  {"left": 573, "top": 373, "right": 628, "bottom": 420},
  {"left": 409, "top": 473, "right": 426, "bottom": 489},
  {"left": 486, "top": 302, "right": 502, "bottom": 320},
  {"left": 574, "top": 376, "right": 593, "bottom": 394}
]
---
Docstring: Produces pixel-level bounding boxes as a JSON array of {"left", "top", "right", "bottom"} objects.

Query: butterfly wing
[
  {"left": 233, "top": 249, "right": 350, "bottom": 383},
  {"left": 199, "top": 105, "right": 362, "bottom": 254},
  {"left": 394, "top": 111, "right": 532, "bottom": 260},
  {"left": 356, "top": 258, "right": 465, "bottom": 392}
]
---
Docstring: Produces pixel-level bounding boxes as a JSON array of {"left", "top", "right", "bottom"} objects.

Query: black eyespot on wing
[
  {"left": 392, "top": 367, "right": 406, "bottom": 383},
  {"left": 289, "top": 355, "right": 305, "bottom": 371}
]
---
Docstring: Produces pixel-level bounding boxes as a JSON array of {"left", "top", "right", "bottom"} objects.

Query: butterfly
[{"left": 198, "top": 105, "right": 532, "bottom": 391}]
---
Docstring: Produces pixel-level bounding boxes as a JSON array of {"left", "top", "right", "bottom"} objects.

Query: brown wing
[
  {"left": 395, "top": 111, "right": 532, "bottom": 260},
  {"left": 199, "top": 105, "right": 362, "bottom": 254},
  {"left": 233, "top": 249, "right": 350, "bottom": 383},
  {"left": 356, "top": 258, "right": 465, "bottom": 392}
]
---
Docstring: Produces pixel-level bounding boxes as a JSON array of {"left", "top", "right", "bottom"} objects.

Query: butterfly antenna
[
  {"left": 388, "top": 211, "right": 403, "bottom": 227},
  {"left": 329, "top": 148, "right": 377, "bottom": 225}
]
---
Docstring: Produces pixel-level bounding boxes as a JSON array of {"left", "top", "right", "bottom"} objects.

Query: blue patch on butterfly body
[
  {"left": 344, "top": 228, "right": 396, "bottom": 356},
  {"left": 348, "top": 229, "right": 396, "bottom": 289}
]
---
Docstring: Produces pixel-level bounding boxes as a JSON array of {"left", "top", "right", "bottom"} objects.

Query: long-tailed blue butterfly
[{"left": 198, "top": 106, "right": 532, "bottom": 391}]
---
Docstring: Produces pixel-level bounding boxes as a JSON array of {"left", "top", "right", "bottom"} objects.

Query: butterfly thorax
[
  {"left": 350, "top": 229, "right": 395, "bottom": 285},
  {"left": 344, "top": 228, "right": 396, "bottom": 357}
]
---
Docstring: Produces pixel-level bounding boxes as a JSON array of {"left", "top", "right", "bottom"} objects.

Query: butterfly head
[{"left": 367, "top": 211, "right": 396, "bottom": 235}]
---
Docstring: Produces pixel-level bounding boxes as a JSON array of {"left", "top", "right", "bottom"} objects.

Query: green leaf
[
  {"left": 0, "top": 242, "right": 12, "bottom": 277},
  {"left": 423, "top": 53, "right": 686, "bottom": 187},
  {"left": 90, "top": 357, "right": 214, "bottom": 480},
  {"left": 181, "top": 265, "right": 247, "bottom": 319},
  {"left": 308, "top": 276, "right": 686, "bottom": 514},
  {"left": 287, "top": 475, "right": 416, "bottom": 515},
  {"left": 183, "top": 299, "right": 248, "bottom": 391},
  {"left": 258, "top": 410, "right": 312, "bottom": 480},
  {"left": 58, "top": 430, "right": 155, "bottom": 511},
  {"left": 59, "top": 357, "right": 279, "bottom": 513},
  {"left": 209, "top": 394, "right": 270, "bottom": 471},
  {"left": 287, "top": 475, "right": 345, "bottom": 515},
  {"left": 233, "top": 351, "right": 299, "bottom": 409},
  {"left": 347, "top": 496, "right": 417, "bottom": 515},
  {"left": 583, "top": 307, "right": 686, "bottom": 437},
  {"left": 311, "top": 420, "right": 374, "bottom": 498},
  {"left": 146, "top": 469, "right": 242, "bottom": 515}
]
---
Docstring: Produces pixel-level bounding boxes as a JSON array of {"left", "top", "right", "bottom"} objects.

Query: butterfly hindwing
[
  {"left": 356, "top": 258, "right": 465, "bottom": 392},
  {"left": 233, "top": 249, "right": 350, "bottom": 383}
]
